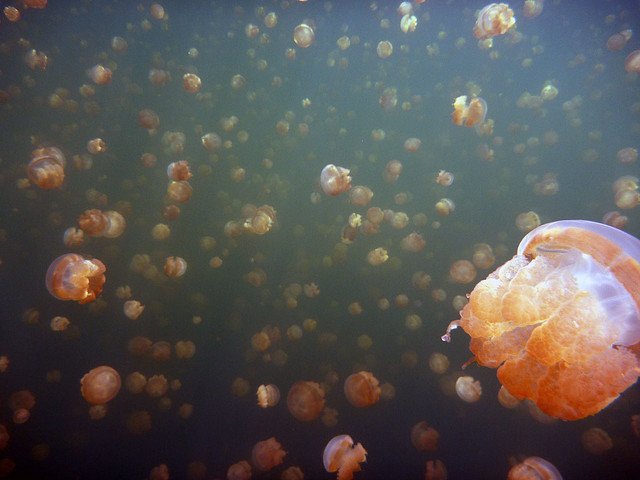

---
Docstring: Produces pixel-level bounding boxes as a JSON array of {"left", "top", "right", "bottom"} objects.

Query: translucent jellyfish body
[{"left": 443, "top": 220, "right": 640, "bottom": 420}]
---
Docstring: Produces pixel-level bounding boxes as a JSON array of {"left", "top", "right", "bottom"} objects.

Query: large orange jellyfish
[{"left": 443, "top": 220, "right": 640, "bottom": 420}]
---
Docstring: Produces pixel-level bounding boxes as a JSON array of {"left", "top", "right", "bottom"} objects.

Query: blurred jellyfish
[
  {"left": 183, "top": 73, "right": 202, "bottom": 93},
  {"left": 410, "top": 421, "right": 439, "bottom": 452},
  {"left": 377, "top": 41, "right": 393, "bottom": 59},
  {"left": 89, "top": 65, "right": 112, "bottom": 85},
  {"left": 625, "top": 50, "right": 640, "bottom": 72},
  {"left": 80, "top": 366, "right": 121, "bottom": 405},
  {"left": 523, "top": 0, "right": 544, "bottom": 18},
  {"left": 508, "top": 457, "right": 561, "bottom": 480},
  {"left": 227, "top": 460, "right": 251, "bottom": 480},
  {"left": 607, "top": 30, "right": 632, "bottom": 52},
  {"left": 429, "top": 353, "right": 450, "bottom": 375},
  {"left": 251, "top": 437, "right": 286, "bottom": 471},
  {"left": 164, "top": 256, "right": 187, "bottom": 277},
  {"left": 581, "top": 428, "right": 613, "bottom": 455},
  {"left": 424, "top": 460, "right": 448, "bottom": 480},
  {"left": 123, "top": 300, "right": 144, "bottom": 320},
  {"left": 256, "top": 384, "right": 280, "bottom": 408},
  {"left": 293, "top": 24, "right": 315, "bottom": 48},
  {"left": 344, "top": 371, "right": 381, "bottom": 408},
  {"left": 367, "top": 248, "right": 389, "bottom": 266},
  {"left": 287, "top": 381, "right": 325, "bottom": 421},
  {"left": 450, "top": 260, "right": 477, "bottom": 284},
  {"left": 455, "top": 376, "right": 482, "bottom": 403},
  {"left": 27, "top": 147, "right": 66, "bottom": 189}
]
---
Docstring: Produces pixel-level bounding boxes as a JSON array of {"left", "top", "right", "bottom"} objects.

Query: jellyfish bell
[
  {"left": 443, "top": 220, "right": 640, "bottom": 420},
  {"left": 323, "top": 435, "right": 367, "bottom": 480}
]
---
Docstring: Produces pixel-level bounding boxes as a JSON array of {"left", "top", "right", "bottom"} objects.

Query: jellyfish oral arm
[{"left": 441, "top": 321, "right": 460, "bottom": 343}]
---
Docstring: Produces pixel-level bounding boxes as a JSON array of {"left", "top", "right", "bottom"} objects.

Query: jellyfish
[
  {"left": 522, "top": 0, "right": 544, "bottom": 18},
  {"left": 424, "top": 460, "right": 448, "bottom": 480},
  {"left": 46, "top": 254, "right": 106, "bottom": 304},
  {"left": 226, "top": 460, "right": 251, "bottom": 480},
  {"left": 377, "top": 41, "right": 393, "bottom": 59},
  {"left": 167, "top": 181, "right": 193, "bottom": 203},
  {"left": 123, "top": 300, "right": 144, "bottom": 320},
  {"left": 449, "top": 260, "right": 477, "bottom": 284},
  {"left": 80, "top": 366, "right": 121, "bottom": 405},
  {"left": 145, "top": 375, "right": 169, "bottom": 398},
  {"left": 625, "top": 50, "right": 640, "bottom": 73},
  {"left": 293, "top": 24, "right": 314, "bottom": 48},
  {"left": 473, "top": 3, "right": 516, "bottom": 40},
  {"left": 443, "top": 220, "right": 640, "bottom": 420},
  {"left": 508, "top": 456, "right": 561, "bottom": 480},
  {"left": 321, "top": 164, "right": 352, "bottom": 196},
  {"left": 452, "top": 96, "right": 487, "bottom": 127},
  {"left": 89, "top": 64, "right": 112, "bottom": 85},
  {"left": 455, "top": 376, "right": 482, "bottom": 403},
  {"left": 251, "top": 437, "right": 286, "bottom": 471},
  {"left": 344, "top": 371, "right": 381, "bottom": 408},
  {"left": 167, "top": 160, "right": 192, "bottom": 181},
  {"left": 410, "top": 421, "right": 439, "bottom": 452},
  {"left": 286, "top": 381, "right": 325, "bottom": 421},
  {"left": 256, "top": 384, "right": 280, "bottom": 408},
  {"left": 182, "top": 73, "right": 201, "bottom": 93},
  {"left": 581, "top": 427, "right": 613, "bottom": 455},
  {"left": 323, "top": 435, "right": 367, "bottom": 480},
  {"left": 27, "top": 146, "right": 66, "bottom": 189},
  {"left": 164, "top": 256, "right": 187, "bottom": 277}
]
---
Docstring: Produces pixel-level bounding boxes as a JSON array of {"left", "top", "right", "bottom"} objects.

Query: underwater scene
[{"left": 0, "top": 1, "right": 639, "bottom": 479}]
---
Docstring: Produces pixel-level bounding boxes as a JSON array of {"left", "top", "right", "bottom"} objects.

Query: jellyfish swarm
[
  {"left": 46, "top": 254, "right": 106, "bottom": 304},
  {"left": 443, "top": 220, "right": 640, "bottom": 420}
]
